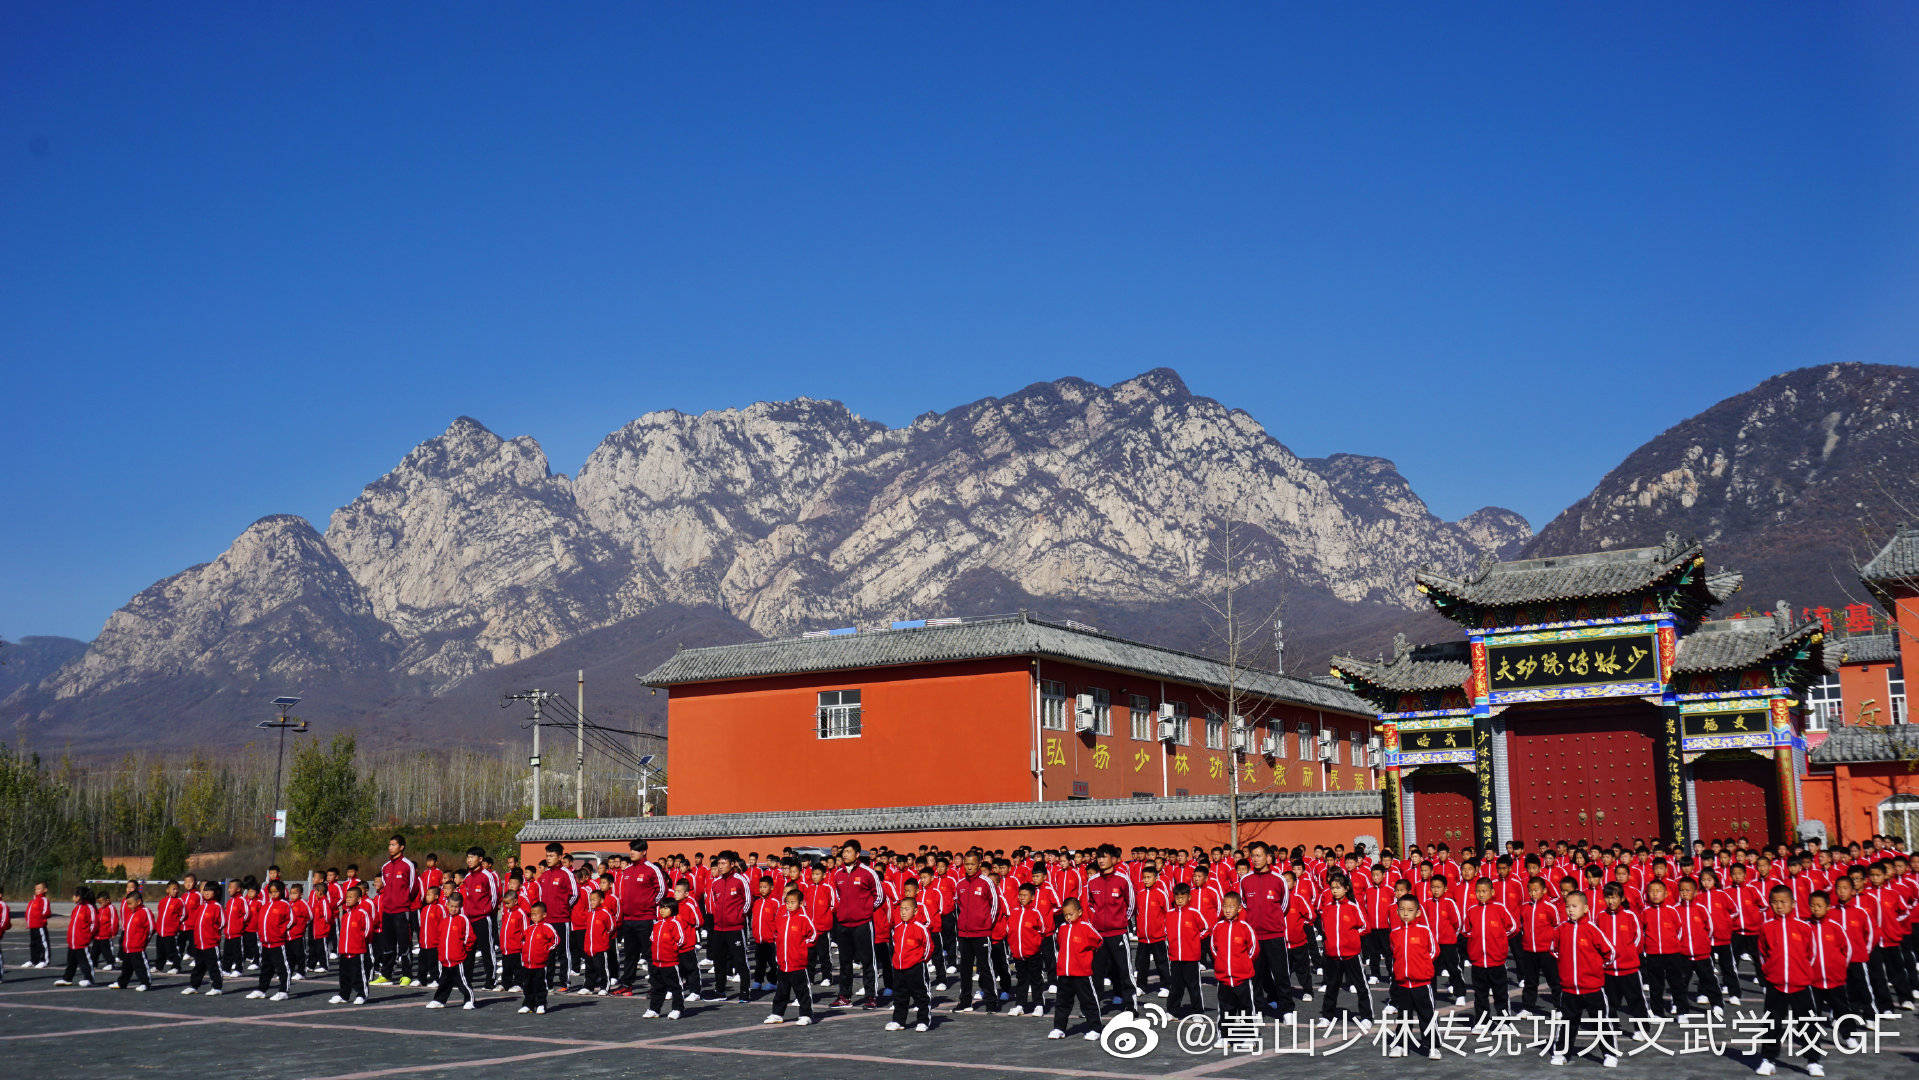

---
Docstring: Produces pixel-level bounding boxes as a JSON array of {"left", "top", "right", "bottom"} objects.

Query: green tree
[
  {"left": 0, "top": 746, "right": 86, "bottom": 889},
  {"left": 286, "top": 735, "right": 374, "bottom": 858},
  {"left": 151, "top": 824, "right": 189, "bottom": 879}
]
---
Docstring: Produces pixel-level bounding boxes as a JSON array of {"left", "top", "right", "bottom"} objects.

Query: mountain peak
[{"left": 1111, "top": 367, "right": 1190, "bottom": 402}]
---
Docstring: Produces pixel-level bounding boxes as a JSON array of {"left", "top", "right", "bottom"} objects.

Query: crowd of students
[{"left": 1, "top": 831, "right": 1914, "bottom": 1075}]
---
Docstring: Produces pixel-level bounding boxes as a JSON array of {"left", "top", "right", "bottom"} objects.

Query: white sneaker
[
  {"left": 685, "top": 992, "right": 702, "bottom": 1002},
  {"left": 1807, "top": 1064, "right": 1825, "bottom": 1077},
  {"left": 462, "top": 1001, "right": 475, "bottom": 1010},
  {"left": 934, "top": 983, "right": 948, "bottom": 991},
  {"left": 1382, "top": 1004, "right": 1398, "bottom": 1016},
  {"left": 246, "top": 990, "right": 266, "bottom": 999},
  {"left": 915, "top": 1022, "right": 929, "bottom": 1032},
  {"left": 1428, "top": 1049, "right": 1442, "bottom": 1060},
  {"left": 269, "top": 991, "right": 288, "bottom": 1001},
  {"left": 1046, "top": 983, "right": 1056, "bottom": 993},
  {"left": 182, "top": 987, "right": 198, "bottom": 995},
  {"left": 1755, "top": 1061, "right": 1775, "bottom": 1077},
  {"left": 77, "top": 980, "right": 92, "bottom": 988},
  {"left": 1603, "top": 1054, "right": 1620, "bottom": 1069},
  {"left": 667, "top": 1009, "right": 681, "bottom": 1019},
  {"left": 534, "top": 1006, "right": 545, "bottom": 1014},
  {"left": 1388, "top": 1046, "right": 1406, "bottom": 1058},
  {"left": 351, "top": 996, "right": 365, "bottom": 1004},
  {"left": 1281, "top": 1012, "right": 1296, "bottom": 1025},
  {"left": 1710, "top": 1006, "right": 1725, "bottom": 1021},
  {"left": 53, "top": 979, "right": 72, "bottom": 986},
  {"left": 1695, "top": 995, "right": 1710, "bottom": 1006},
  {"left": 762, "top": 1014, "right": 783, "bottom": 1025},
  {"left": 946, "top": 965, "right": 958, "bottom": 975},
  {"left": 885, "top": 1021, "right": 903, "bottom": 1031},
  {"left": 1047, "top": 1028, "right": 1065, "bottom": 1040},
  {"left": 426, "top": 1001, "right": 446, "bottom": 1009},
  {"left": 1367, "top": 975, "right": 1379, "bottom": 986},
  {"left": 1455, "top": 995, "right": 1469, "bottom": 1006},
  {"left": 1083, "top": 1030, "right": 1100, "bottom": 1041},
  {"left": 133, "top": 984, "right": 149, "bottom": 992},
  {"left": 1550, "top": 1053, "right": 1567, "bottom": 1066},
  {"left": 291, "top": 973, "right": 303, "bottom": 981},
  {"left": 205, "top": 988, "right": 223, "bottom": 997},
  {"left": 644, "top": 1009, "right": 660, "bottom": 1018},
  {"left": 517, "top": 1006, "right": 531, "bottom": 1014},
  {"left": 329, "top": 994, "right": 346, "bottom": 1004},
  {"left": 1298, "top": 992, "right": 1313, "bottom": 1001},
  {"left": 796, "top": 1016, "right": 812, "bottom": 1026},
  {"left": 1357, "top": 1018, "right": 1373, "bottom": 1034},
  {"left": 1156, "top": 988, "right": 1169, "bottom": 998}
]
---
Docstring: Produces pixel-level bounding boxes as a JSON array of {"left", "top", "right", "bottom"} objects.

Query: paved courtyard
[{"left": 2, "top": 935, "right": 1913, "bottom": 1080}]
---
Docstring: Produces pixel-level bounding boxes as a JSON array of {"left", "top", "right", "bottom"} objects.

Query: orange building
[
  {"left": 516, "top": 614, "right": 1381, "bottom": 861},
  {"left": 1802, "top": 527, "right": 1917, "bottom": 846}
]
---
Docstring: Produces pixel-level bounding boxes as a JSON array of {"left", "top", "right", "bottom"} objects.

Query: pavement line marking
[
  {"left": 0, "top": 1018, "right": 226, "bottom": 1041},
  {"left": 301, "top": 1043, "right": 614, "bottom": 1080},
  {"left": 0, "top": 999, "right": 622, "bottom": 1048},
  {"left": 624, "top": 1040, "right": 1160, "bottom": 1080}
]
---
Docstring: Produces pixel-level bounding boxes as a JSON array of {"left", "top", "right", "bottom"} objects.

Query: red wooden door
[
  {"left": 1413, "top": 768, "right": 1476, "bottom": 850},
  {"left": 1508, "top": 705, "right": 1662, "bottom": 847},
  {"left": 1693, "top": 756, "right": 1775, "bottom": 849}
]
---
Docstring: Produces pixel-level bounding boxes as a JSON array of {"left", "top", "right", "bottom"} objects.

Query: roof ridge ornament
[
  {"left": 1773, "top": 599, "right": 1792, "bottom": 635},
  {"left": 1469, "top": 551, "right": 1495, "bottom": 584},
  {"left": 1392, "top": 632, "right": 1411, "bottom": 661}
]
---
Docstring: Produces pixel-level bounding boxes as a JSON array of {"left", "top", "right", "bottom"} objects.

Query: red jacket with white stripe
[
  {"left": 340, "top": 904, "right": 374, "bottom": 956},
  {"left": 1639, "top": 902, "right": 1682, "bottom": 955},
  {"left": 1055, "top": 919, "right": 1103, "bottom": 978},
  {"left": 1552, "top": 917, "right": 1610, "bottom": 995},
  {"left": 522, "top": 921, "right": 558, "bottom": 968},
  {"left": 1005, "top": 904, "right": 1048, "bottom": 959},
  {"left": 584, "top": 907, "right": 615, "bottom": 956},
  {"left": 774, "top": 911, "right": 818, "bottom": 972},
  {"left": 891, "top": 918, "right": 930, "bottom": 970},
  {"left": 189, "top": 898, "right": 223, "bottom": 950},
  {"left": 1390, "top": 921, "right": 1437, "bottom": 988},
  {"left": 1319, "top": 899, "right": 1366, "bottom": 959},
  {"left": 649, "top": 917, "right": 685, "bottom": 966},
  {"left": 122, "top": 905, "right": 154, "bottom": 952},
  {"left": 750, "top": 895, "right": 783, "bottom": 944},
  {"left": 1137, "top": 882, "right": 1172, "bottom": 944},
  {"left": 441, "top": 913, "right": 477, "bottom": 965},
  {"left": 259, "top": 898, "right": 294, "bottom": 948},
  {"left": 1209, "top": 916, "right": 1259, "bottom": 986},
  {"left": 1756, "top": 914, "right": 1815, "bottom": 993},
  {"left": 1461, "top": 900, "right": 1515, "bottom": 968},
  {"left": 1169, "top": 906, "right": 1211, "bottom": 963},
  {"left": 954, "top": 871, "right": 1001, "bottom": 939},
  {"left": 1678, "top": 898, "right": 1714, "bottom": 961},
  {"left": 1593, "top": 908, "right": 1642, "bottom": 975},
  {"left": 1829, "top": 900, "right": 1875, "bottom": 958},
  {"left": 1808, "top": 917, "right": 1851, "bottom": 990},
  {"left": 158, "top": 895, "right": 186, "bottom": 937}
]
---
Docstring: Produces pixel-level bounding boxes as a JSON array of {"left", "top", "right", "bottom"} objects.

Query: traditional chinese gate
[
  {"left": 1408, "top": 766, "right": 1476, "bottom": 849},
  {"left": 1692, "top": 753, "right": 1777, "bottom": 849},
  {"left": 1507, "top": 703, "right": 1663, "bottom": 847}
]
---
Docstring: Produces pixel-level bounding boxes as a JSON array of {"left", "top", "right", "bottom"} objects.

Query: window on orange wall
[
  {"left": 1040, "top": 680, "right": 1067, "bottom": 731},
  {"left": 1129, "top": 694, "right": 1152, "bottom": 741},
  {"left": 1350, "top": 729, "right": 1367, "bottom": 767},
  {"left": 1170, "top": 702, "right": 1191, "bottom": 745},
  {"left": 1805, "top": 674, "right": 1840, "bottom": 732},
  {"left": 817, "top": 689, "right": 862, "bottom": 739},
  {"left": 1204, "top": 711, "right": 1225, "bottom": 750},
  {"left": 1090, "top": 687, "right": 1112, "bottom": 736},
  {"left": 1297, "top": 722, "right": 1312, "bottom": 759},
  {"left": 1270, "top": 721, "right": 1287, "bottom": 758},
  {"left": 1892, "top": 668, "right": 1908, "bottom": 726}
]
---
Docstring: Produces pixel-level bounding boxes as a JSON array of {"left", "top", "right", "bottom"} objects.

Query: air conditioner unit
[
  {"left": 1318, "top": 731, "right": 1337, "bottom": 761},
  {"left": 1261, "top": 733, "right": 1279, "bottom": 755},
  {"left": 1367, "top": 735, "right": 1382, "bottom": 750},
  {"left": 1368, "top": 748, "right": 1383, "bottom": 769},
  {"left": 1074, "top": 693, "right": 1097, "bottom": 732},
  {"left": 1157, "top": 717, "right": 1177, "bottom": 741},
  {"left": 1229, "top": 728, "right": 1249, "bottom": 753}
]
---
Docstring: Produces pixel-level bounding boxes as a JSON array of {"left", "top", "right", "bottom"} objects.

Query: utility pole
[
  {"left": 259, "top": 695, "right": 309, "bottom": 862},
  {"left": 576, "top": 670, "right": 586, "bottom": 819}
]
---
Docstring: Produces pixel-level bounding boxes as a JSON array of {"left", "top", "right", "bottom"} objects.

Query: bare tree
[{"left": 1196, "top": 517, "right": 1286, "bottom": 851}]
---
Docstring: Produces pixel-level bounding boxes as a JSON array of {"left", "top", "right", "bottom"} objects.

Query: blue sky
[{"left": 4, "top": 4, "right": 1917, "bottom": 642}]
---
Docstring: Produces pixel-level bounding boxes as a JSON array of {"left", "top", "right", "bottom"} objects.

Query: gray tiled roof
[
  {"left": 1810, "top": 724, "right": 1919, "bottom": 765},
  {"left": 640, "top": 613, "right": 1370, "bottom": 715},
  {"left": 1828, "top": 633, "right": 1902, "bottom": 667},
  {"left": 516, "top": 791, "right": 1384, "bottom": 844},
  {"left": 1861, "top": 527, "right": 1919, "bottom": 586},
  {"left": 1417, "top": 540, "right": 1732, "bottom": 608},
  {"left": 1672, "top": 618, "right": 1824, "bottom": 674},
  {"left": 1330, "top": 641, "right": 1471, "bottom": 693}
]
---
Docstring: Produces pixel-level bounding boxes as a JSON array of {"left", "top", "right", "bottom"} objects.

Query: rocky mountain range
[{"left": 6, "top": 363, "right": 1912, "bottom": 755}]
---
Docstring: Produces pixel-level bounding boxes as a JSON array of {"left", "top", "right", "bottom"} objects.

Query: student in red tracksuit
[
  {"left": 334, "top": 887, "right": 375, "bottom": 1005},
  {"left": 1388, "top": 896, "right": 1439, "bottom": 1060},
  {"left": 520, "top": 902, "right": 559, "bottom": 1015},
  {"left": 1516, "top": 877, "right": 1562, "bottom": 1014},
  {"left": 1548, "top": 892, "right": 1616, "bottom": 1066},
  {"left": 1082, "top": 845, "right": 1139, "bottom": 1015},
  {"left": 57, "top": 887, "right": 96, "bottom": 985},
  {"left": 1420, "top": 877, "right": 1468, "bottom": 1005},
  {"left": 887, "top": 896, "right": 933, "bottom": 1031},
  {"left": 1049, "top": 898, "right": 1105, "bottom": 1040},
  {"left": 428, "top": 895, "right": 478, "bottom": 1009},
  {"left": 1461, "top": 877, "right": 1515, "bottom": 1025},
  {"left": 183, "top": 881, "right": 225, "bottom": 994},
  {"left": 1638, "top": 879, "right": 1684, "bottom": 1017},
  {"left": 499, "top": 887, "right": 528, "bottom": 992},
  {"left": 749, "top": 876, "right": 782, "bottom": 992},
  {"left": 1168, "top": 884, "right": 1214, "bottom": 1018},
  {"left": 156, "top": 883, "right": 186, "bottom": 975},
  {"left": 116, "top": 893, "right": 155, "bottom": 990},
  {"left": 92, "top": 894, "right": 119, "bottom": 970},
  {"left": 672, "top": 881, "right": 704, "bottom": 1000},
  {"left": 1756, "top": 885, "right": 1819, "bottom": 1076},
  {"left": 763, "top": 889, "right": 819, "bottom": 1025},
  {"left": 1806, "top": 891, "right": 1853, "bottom": 1037},
  {"left": 581, "top": 891, "right": 616, "bottom": 995},
  {"left": 1280, "top": 873, "right": 1317, "bottom": 1003},
  {"left": 1674, "top": 877, "right": 1725, "bottom": 1015},
  {"left": 1359, "top": 865, "right": 1398, "bottom": 982},
  {"left": 952, "top": 852, "right": 1003, "bottom": 1013},
  {"left": 1133, "top": 867, "right": 1171, "bottom": 998},
  {"left": 1827, "top": 878, "right": 1883, "bottom": 1017},
  {"left": 803, "top": 866, "right": 837, "bottom": 987},
  {"left": 1004, "top": 885, "right": 1050, "bottom": 1015},
  {"left": 285, "top": 885, "right": 311, "bottom": 977},
  {"left": 250, "top": 882, "right": 295, "bottom": 1000},
  {"left": 1595, "top": 883, "right": 1649, "bottom": 1019},
  {"left": 27, "top": 883, "right": 53, "bottom": 969},
  {"left": 1209, "top": 893, "right": 1261, "bottom": 1025},
  {"left": 645, "top": 899, "right": 688, "bottom": 1018}
]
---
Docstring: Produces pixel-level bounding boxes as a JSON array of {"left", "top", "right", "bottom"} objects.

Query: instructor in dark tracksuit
[{"left": 615, "top": 839, "right": 666, "bottom": 992}]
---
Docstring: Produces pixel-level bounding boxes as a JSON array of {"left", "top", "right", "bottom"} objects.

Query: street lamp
[{"left": 260, "top": 695, "right": 309, "bottom": 860}]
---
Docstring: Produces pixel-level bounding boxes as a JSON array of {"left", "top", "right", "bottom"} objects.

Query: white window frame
[
  {"left": 1129, "top": 694, "right": 1153, "bottom": 741},
  {"left": 1891, "top": 667, "right": 1908, "bottom": 727},
  {"left": 1040, "top": 680, "right": 1067, "bottom": 731},
  {"left": 1879, "top": 796, "right": 1919, "bottom": 847},
  {"left": 1350, "top": 730, "right": 1367, "bottom": 767},
  {"left": 1204, "top": 711, "right": 1225, "bottom": 751},
  {"left": 1090, "top": 687, "right": 1112, "bottom": 736},
  {"left": 817, "top": 689, "right": 862, "bottom": 739},
  {"left": 1171, "top": 702, "right": 1190, "bottom": 745},
  {"left": 1271, "top": 721, "right": 1288, "bottom": 759},
  {"left": 1805, "top": 673, "right": 1841, "bottom": 732},
  {"left": 1297, "top": 721, "right": 1312, "bottom": 760}
]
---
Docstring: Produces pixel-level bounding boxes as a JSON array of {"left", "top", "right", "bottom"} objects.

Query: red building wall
[
  {"left": 1802, "top": 764, "right": 1919, "bottom": 846},
  {"left": 668, "top": 658, "right": 1036, "bottom": 815},
  {"left": 1837, "top": 659, "right": 1902, "bottom": 727}
]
